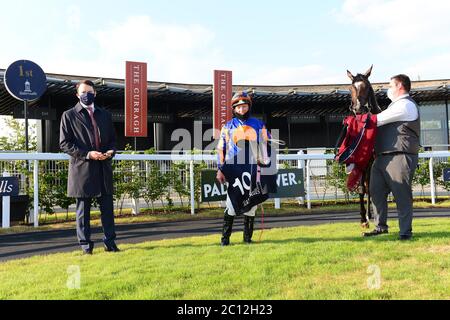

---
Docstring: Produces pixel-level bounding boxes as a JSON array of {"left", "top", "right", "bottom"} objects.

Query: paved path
[{"left": 1, "top": 209, "right": 449, "bottom": 262}]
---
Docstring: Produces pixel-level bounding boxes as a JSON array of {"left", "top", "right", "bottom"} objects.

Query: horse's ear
[
  {"left": 364, "top": 65, "right": 373, "bottom": 78},
  {"left": 347, "top": 70, "right": 354, "bottom": 81}
]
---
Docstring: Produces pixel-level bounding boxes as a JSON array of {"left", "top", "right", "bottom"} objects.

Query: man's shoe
[
  {"left": 104, "top": 243, "right": 120, "bottom": 252},
  {"left": 82, "top": 248, "right": 93, "bottom": 255},
  {"left": 221, "top": 239, "right": 230, "bottom": 246},
  {"left": 82, "top": 243, "right": 94, "bottom": 255},
  {"left": 399, "top": 235, "right": 412, "bottom": 241},
  {"left": 363, "top": 229, "right": 388, "bottom": 237}
]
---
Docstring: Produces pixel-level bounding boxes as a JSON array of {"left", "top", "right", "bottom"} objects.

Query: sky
[{"left": 0, "top": 0, "right": 450, "bottom": 86}]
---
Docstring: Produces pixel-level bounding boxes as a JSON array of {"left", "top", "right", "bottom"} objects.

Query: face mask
[
  {"left": 387, "top": 87, "right": 395, "bottom": 102},
  {"left": 79, "top": 92, "right": 95, "bottom": 105},
  {"left": 233, "top": 108, "right": 250, "bottom": 121}
]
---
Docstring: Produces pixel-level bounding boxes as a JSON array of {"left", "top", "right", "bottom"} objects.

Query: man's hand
[
  {"left": 89, "top": 150, "right": 114, "bottom": 161},
  {"left": 216, "top": 170, "right": 226, "bottom": 184},
  {"left": 89, "top": 151, "right": 105, "bottom": 161},
  {"left": 101, "top": 150, "right": 114, "bottom": 160}
]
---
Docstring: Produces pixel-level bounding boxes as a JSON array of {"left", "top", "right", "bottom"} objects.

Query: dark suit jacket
[{"left": 59, "top": 102, "right": 117, "bottom": 198}]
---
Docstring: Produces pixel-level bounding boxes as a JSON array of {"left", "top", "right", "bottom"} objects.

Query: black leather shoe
[
  {"left": 399, "top": 235, "right": 412, "bottom": 241},
  {"left": 82, "top": 243, "right": 94, "bottom": 255},
  {"left": 363, "top": 229, "right": 388, "bottom": 237},
  {"left": 104, "top": 243, "right": 120, "bottom": 252},
  {"left": 82, "top": 248, "right": 93, "bottom": 255},
  {"left": 221, "top": 239, "right": 230, "bottom": 246}
]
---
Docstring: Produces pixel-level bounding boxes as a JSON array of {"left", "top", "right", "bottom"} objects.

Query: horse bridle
[
  {"left": 349, "top": 80, "right": 376, "bottom": 115},
  {"left": 336, "top": 81, "right": 377, "bottom": 155}
]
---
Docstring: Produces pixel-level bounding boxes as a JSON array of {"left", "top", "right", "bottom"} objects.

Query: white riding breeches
[{"left": 225, "top": 195, "right": 257, "bottom": 217}]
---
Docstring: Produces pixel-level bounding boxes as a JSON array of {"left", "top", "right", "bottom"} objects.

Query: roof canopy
[{"left": 1, "top": 70, "right": 448, "bottom": 117}]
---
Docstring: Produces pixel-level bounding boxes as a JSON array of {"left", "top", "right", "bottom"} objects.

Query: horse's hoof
[{"left": 361, "top": 222, "right": 370, "bottom": 229}]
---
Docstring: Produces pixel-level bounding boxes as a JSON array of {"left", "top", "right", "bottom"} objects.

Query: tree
[
  {"left": 412, "top": 153, "right": 445, "bottom": 201},
  {"left": 113, "top": 144, "right": 143, "bottom": 215},
  {"left": 142, "top": 148, "right": 167, "bottom": 213},
  {"left": 413, "top": 158, "right": 431, "bottom": 199},
  {"left": 186, "top": 149, "right": 207, "bottom": 208},
  {"left": 52, "top": 161, "right": 76, "bottom": 220},
  {"left": 434, "top": 161, "right": 450, "bottom": 194},
  {"left": 0, "top": 117, "right": 38, "bottom": 222},
  {"left": 325, "top": 156, "right": 351, "bottom": 203},
  {"left": 167, "top": 161, "right": 190, "bottom": 207},
  {"left": 0, "top": 117, "right": 37, "bottom": 151}
]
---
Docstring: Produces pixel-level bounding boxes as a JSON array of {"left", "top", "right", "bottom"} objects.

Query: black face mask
[
  {"left": 233, "top": 109, "right": 250, "bottom": 121},
  {"left": 79, "top": 92, "right": 95, "bottom": 105}
]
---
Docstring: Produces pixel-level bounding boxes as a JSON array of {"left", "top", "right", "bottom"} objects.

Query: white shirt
[
  {"left": 377, "top": 94, "right": 418, "bottom": 127},
  {"left": 80, "top": 101, "right": 95, "bottom": 112}
]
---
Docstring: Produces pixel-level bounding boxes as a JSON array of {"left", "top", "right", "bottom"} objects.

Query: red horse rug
[{"left": 335, "top": 114, "right": 378, "bottom": 191}]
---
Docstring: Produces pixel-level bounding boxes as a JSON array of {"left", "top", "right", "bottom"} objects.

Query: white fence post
[
  {"left": 429, "top": 157, "right": 436, "bottom": 205},
  {"left": 131, "top": 162, "right": 140, "bottom": 215},
  {"left": 297, "top": 150, "right": 305, "bottom": 205},
  {"left": 274, "top": 161, "right": 281, "bottom": 209},
  {"left": 2, "top": 171, "right": 11, "bottom": 228},
  {"left": 1, "top": 151, "right": 448, "bottom": 218},
  {"left": 306, "top": 160, "right": 311, "bottom": 210},
  {"left": 33, "top": 160, "right": 39, "bottom": 227},
  {"left": 190, "top": 160, "right": 195, "bottom": 215}
]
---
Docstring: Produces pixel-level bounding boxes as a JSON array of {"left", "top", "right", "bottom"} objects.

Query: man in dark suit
[{"left": 60, "top": 80, "right": 119, "bottom": 255}]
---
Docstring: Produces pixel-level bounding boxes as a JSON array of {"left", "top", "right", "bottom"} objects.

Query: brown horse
[{"left": 345, "top": 65, "right": 381, "bottom": 228}]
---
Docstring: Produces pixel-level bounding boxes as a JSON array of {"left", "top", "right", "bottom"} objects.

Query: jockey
[{"left": 216, "top": 91, "right": 272, "bottom": 246}]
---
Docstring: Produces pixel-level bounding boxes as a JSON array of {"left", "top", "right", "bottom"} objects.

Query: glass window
[{"left": 419, "top": 101, "right": 448, "bottom": 150}]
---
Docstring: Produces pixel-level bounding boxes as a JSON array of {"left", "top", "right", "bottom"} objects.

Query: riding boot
[
  {"left": 243, "top": 216, "right": 255, "bottom": 243},
  {"left": 221, "top": 213, "right": 234, "bottom": 246}
]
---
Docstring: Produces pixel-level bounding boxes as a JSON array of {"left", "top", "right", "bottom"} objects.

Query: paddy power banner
[
  {"left": 213, "top": 70, "right": 233, "bottom": 139},
  {"left": 201, "top": 169, "right": 305, "bottom": 202},
  {"left": 125, "top": 61, "right": 148, "bottom": 137}
]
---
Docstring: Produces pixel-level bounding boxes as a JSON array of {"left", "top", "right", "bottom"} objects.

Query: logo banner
[
  {"left": 213, "top": 70, "right": 233, "bottom": 139},
  {"left": 125, "top": 61, "right": 148, "bottom": 137}
]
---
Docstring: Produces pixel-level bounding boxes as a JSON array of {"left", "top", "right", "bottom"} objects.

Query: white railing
[{"left": 1, "top": 151, "right": 449, "bottom": 227}]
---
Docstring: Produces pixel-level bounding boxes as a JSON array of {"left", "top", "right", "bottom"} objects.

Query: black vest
[{"left": 375, "top": 96, "right": 421, "bottom": 155}]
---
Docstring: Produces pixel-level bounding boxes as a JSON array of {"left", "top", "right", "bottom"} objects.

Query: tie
[{"left": 87, "top": 106, "right": 100, "bottom": 150}]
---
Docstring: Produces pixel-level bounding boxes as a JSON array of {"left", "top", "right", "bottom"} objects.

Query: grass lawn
[
  {"left": 1, "top": 218, "right": 450, "bottom": 300},
  {"left": 0, "top": 201, "right": 362, "bottom": 235},
  {"left": 2, "top": 197, "right": 449, "bottom": 236}
]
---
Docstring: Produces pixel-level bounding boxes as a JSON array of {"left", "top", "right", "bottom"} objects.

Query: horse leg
[
  {"left": 359, "top": 193, "right": 369, "bottom": 228},
  {"left": 367, "top": 192, "right": 372, "bottom": 220},
  {"left": 366, "top": 168, "right": 373, "bottom": 221},
  {"left": 359, "top": 174, "right": 370, "bottom": 228}
]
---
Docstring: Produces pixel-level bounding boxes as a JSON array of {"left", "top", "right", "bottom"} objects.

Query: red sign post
[
  {"left": 125, "top": 61, "right": 148, "bottom": 137},
  {"left": 213, "top": 70, "right": 233, "bottom": 138}
]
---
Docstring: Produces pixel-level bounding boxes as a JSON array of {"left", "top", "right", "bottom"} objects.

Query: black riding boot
[
  {"left": 221, "top": 213, "right": 234, "bottom": 246},
  {"left": 243, "top": 216, "right": 255, "bottom": 243}
]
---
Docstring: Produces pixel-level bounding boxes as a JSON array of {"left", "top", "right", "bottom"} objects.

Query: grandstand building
[{"left": 1, "top": 69, "right": 449, "bottom": 152}]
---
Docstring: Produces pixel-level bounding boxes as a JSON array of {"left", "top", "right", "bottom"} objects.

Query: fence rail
[{"left": 1, "top": 151, "right": 450, "bottom": 228}]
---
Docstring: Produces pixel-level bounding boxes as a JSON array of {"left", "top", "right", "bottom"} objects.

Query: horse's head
[{"left": 347, "top": 65, "right": 381, "bottom": 115}]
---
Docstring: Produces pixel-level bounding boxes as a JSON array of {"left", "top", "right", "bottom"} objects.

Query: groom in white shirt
[{"left": 363, "top": 74, "right": 420, "bottom": 240}]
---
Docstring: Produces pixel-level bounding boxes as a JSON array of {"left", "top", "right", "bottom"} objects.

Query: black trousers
[{"left": 75, "top": 171, "right": 116, "bottom": 250}]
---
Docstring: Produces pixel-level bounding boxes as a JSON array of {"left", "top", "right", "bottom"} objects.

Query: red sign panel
[
  {"left": 125, "top": 61, "right": 148, "bottom": 137},
  {"left": 213, "top": 70, "right": 233, "bottom": 138}
]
